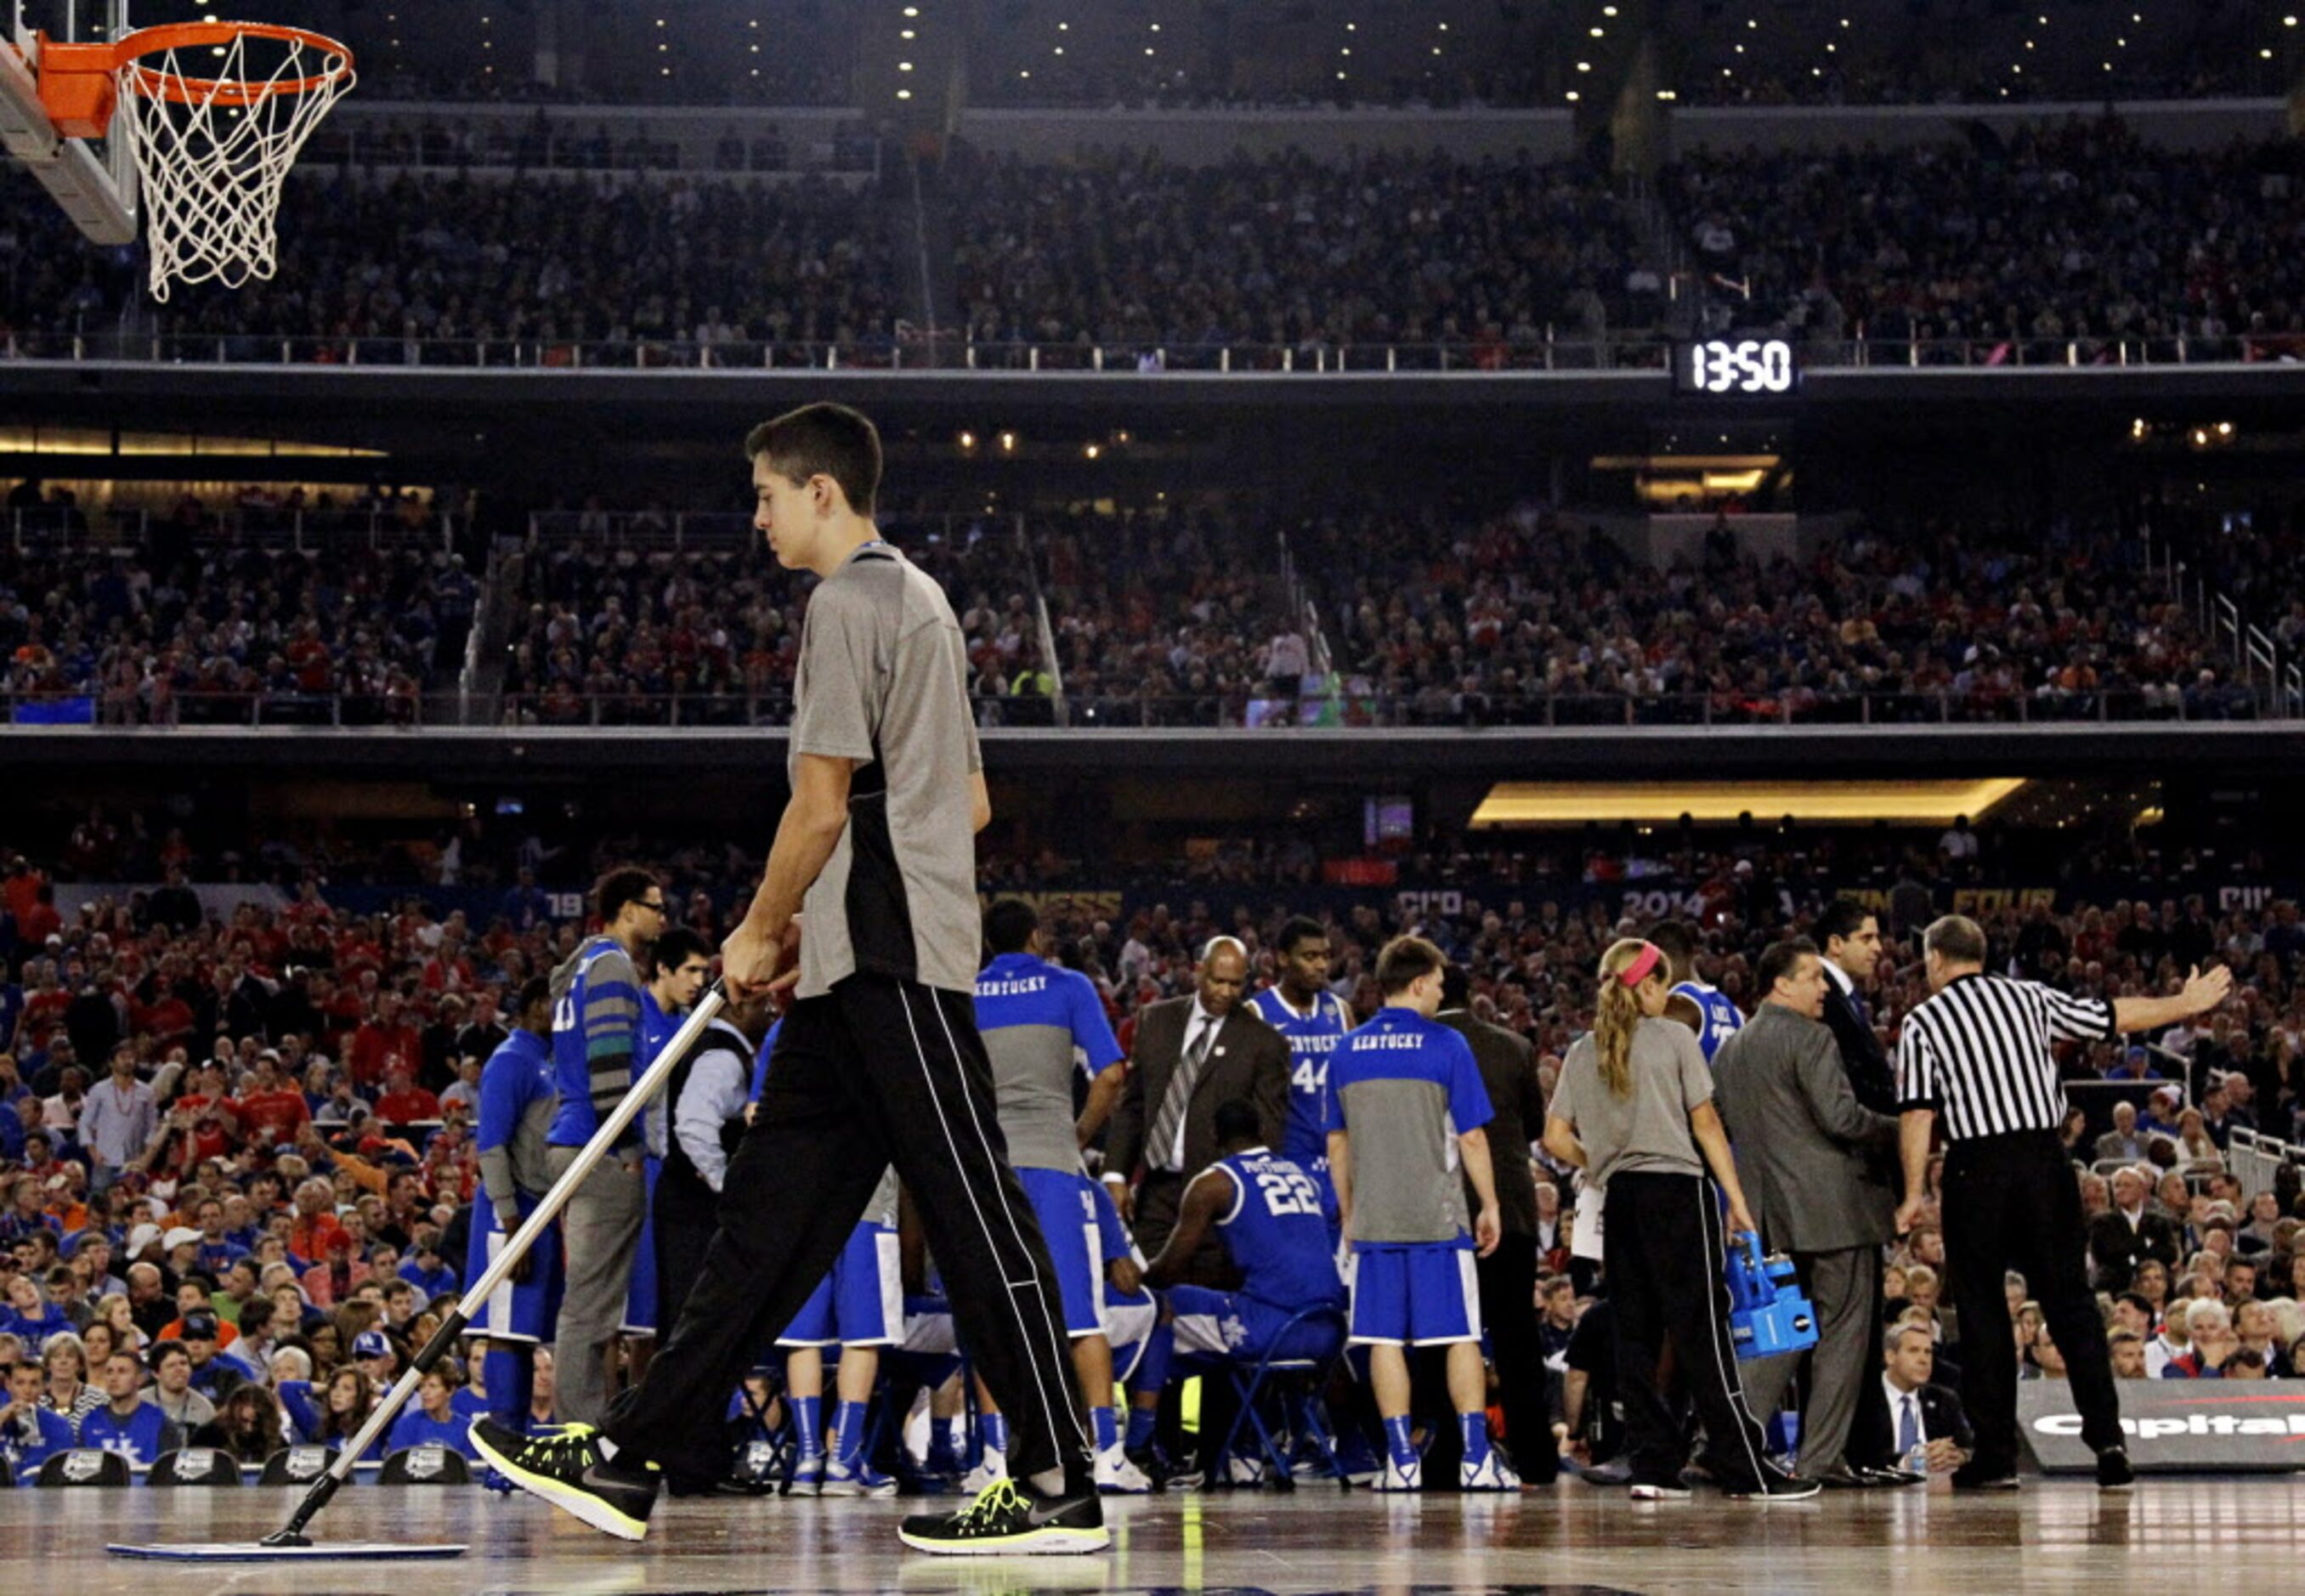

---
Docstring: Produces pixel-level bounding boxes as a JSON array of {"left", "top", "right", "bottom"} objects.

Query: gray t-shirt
[
  {"left": 1553, "top": 1017, "right": 1712, "bottom": 1188},
  {"left": 790, "top": 541, "right": 984, "bottom": 999}
]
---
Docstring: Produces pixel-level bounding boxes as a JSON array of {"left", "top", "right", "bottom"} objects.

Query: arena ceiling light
[{"left": 1470, "top": 778, "right": 2029, "bottom": 829}]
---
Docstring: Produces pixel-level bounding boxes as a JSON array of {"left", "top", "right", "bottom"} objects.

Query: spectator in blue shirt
[
  {"left": 387, "top": 1367, "right": 481, "bottom": 1461},
  {"left": 1, "top": 1274, "right": 72, "bottom": 1355},
  {"left": 397, "top": 1231, "right": 460, "bottom": 1300},
  {"left": 76, "top": 1350, "right": 181, "bottom": 1466},
  {"left": 0, "top": 1359, "right": 76, "bottom": 1484}
]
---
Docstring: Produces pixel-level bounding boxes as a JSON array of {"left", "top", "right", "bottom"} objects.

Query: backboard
[{"left": 3, "top": 0, "right": 138, "bottom": 244}]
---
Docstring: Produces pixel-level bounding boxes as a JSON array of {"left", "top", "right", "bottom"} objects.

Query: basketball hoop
[{"left": 35, "top": 21, "right": 354, "bottom": 301}]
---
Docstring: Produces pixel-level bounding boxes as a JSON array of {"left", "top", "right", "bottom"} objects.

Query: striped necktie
[{"left": 1148, "top": 1017, "right": 1217, "bottom": 1174}]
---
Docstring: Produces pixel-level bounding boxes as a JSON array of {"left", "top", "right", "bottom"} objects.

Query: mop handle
[{"left": 268, "top": 982, "right": 731, "bottom": 1542}]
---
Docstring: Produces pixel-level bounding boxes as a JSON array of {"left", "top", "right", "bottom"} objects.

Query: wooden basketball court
[{"left": 7, "top": 1477, "right": 2301, "bottom": 1595}]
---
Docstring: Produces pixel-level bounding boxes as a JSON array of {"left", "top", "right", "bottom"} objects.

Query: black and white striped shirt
[{"left": 1894, "top": 973, "right": 2117, "bottom": 1141}]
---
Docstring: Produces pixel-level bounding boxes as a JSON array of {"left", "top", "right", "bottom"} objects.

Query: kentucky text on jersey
[
  {"left": 1251, "top": 986, "right": 1352, "bottom": 1168},
  {"left": 974, "top": 951, "right": 1124, "bottom": 1174}
]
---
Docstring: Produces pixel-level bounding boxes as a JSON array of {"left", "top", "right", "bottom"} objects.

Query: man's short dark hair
[
  {"left": 1214, "top": 1098, "right": 1262, "bottom": 1146},
  {"left": 1646, "top": 920, "right": 1699, "bottom": 970},
  {"left": 148, "top": 1338, "right": 189, "bottom": 1372},
  {"left": 745, "top": 402, "right": 882, "bottom": 518},
  {"left": 1277, "top": 916, "right": 1328, "bottom": 956},
  {"left": 1816, "top": 898, "right": 1874, "bottom": 950},
  {"left": 984, "top": 898, "right": 1039, "bottom": 958},
  {"left": 1924, "top": 914, "right": 1988, "bottom": 966},
  {"left": 1374, "top": 935, "right": 1446, "bottom": 997},
  {"left": 653, "top": 927, "right": 712, "bottom": 975},
  {"left": 515, "top": 975, "right": 552, "bottom": 1016},
  {"left": 1440, "top": 964, "right": 1471, "bottom": 1009},
  {"left": 1755, "top": 937, "right": 1820, "bottom": 1000},
  {"left": 592, "top": 867, "right": 658, "bottom": 926}
]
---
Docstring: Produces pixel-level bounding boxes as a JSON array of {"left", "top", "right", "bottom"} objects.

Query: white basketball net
[{"left": 112, "top": 29, "right": 354, "bottom": 302}]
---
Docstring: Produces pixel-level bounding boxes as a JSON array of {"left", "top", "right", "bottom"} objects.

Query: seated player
[{"left": 1125, "top": 1100, "right": 1346, "bottom": 1481}]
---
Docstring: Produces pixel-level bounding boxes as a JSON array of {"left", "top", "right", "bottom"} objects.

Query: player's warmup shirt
[
  {"left": 1249, "top": 986, "right": 1351, "bottom": 1166},
  {"left": 1210, "top": 1148, "right": 1345, "bottom": 1310},
  {"left": 974, "top": 951, "right": 1125, "bottom": 1173},
  {"left": 1672, "top": 979, "right": 1745, "bottom": 1063},
  {"left": 1325, "top": 1007, "right": 1493, "bottom": 1245},
  {"left": 476, "top": 1027, "right": 556, "bottom": 1214},
  {"left": 790, "top": 540, "right": 984, "bottom": 1000},
  {"left": 547, "top": 934, "right": 643, "bottom": 1148}
]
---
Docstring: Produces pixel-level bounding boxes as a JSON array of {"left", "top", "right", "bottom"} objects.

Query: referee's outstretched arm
[
  {"left": 1893, "top": 960, "right": 2234, "bottom": 1234},
  {"left": 2107, "top": 964, "right": 2234, "bottom": 1035}
]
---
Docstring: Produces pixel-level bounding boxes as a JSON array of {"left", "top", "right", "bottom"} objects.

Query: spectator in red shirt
[
  {"left": 235, "top": 1053, "right": 311, "bottom": 1146},
  {"left": 348, "top": 994, "right": 420, "bottom": 1089},
  {"left": 373, "top": 1066, "right": 439, "bottom": 1126},
  {"left": 287, "top": 1177, "right": 346, "bottom": 1266}
]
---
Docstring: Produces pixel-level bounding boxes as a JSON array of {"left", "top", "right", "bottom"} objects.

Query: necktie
[
  {"left": 1897, "top": 1395, "right": 1920, "bottom": 1456},
  {"left": 1149, "top": 1016, "right": 1217, "bottom": 1174}
]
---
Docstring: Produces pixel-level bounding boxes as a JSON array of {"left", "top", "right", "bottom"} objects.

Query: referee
[
  {"left": 473, "top": 403, "right": 1104, "bottom": 1557},
  {"left": 1894, "top": 914, "right": 2232, "bottom": 1491}
]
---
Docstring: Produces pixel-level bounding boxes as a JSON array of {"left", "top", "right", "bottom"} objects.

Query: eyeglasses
[{"left": 637, "top": 899, "right": 669, "bottom": 914}]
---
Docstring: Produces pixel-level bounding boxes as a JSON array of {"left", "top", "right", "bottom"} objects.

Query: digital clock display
[{"left": 1676, "top": 338, "right": 1799, "bottom": 396}]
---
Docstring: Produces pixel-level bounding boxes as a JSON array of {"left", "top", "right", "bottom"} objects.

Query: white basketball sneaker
[
  {"left": 1095, "top": 1446, "right": 1152, "bottom": 1495},
  {"left": 960, "top": 1446, "right": 1007, "bottom": 1495},
  {"left": 1373, "top": 1456, "right": 1423, "bottom": 1492},
  {"left": 1460, "top": 1452, "right": 1521, "bottom": 1491}
]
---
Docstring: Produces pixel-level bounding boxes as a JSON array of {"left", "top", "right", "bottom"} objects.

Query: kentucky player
[{"left": 1248, "top": 917, "right": 1354, "bottom": 1211}]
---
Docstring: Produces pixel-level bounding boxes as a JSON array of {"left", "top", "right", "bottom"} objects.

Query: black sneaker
[
  {"left": 1725, "top": 1466, "right": 1822, "bottom": 1503},
  {"left": 1951, "top": 1461, "right": 2020, "bottom": 1491},
  {"left": 468, "top": 1418, "right": 659, "bottom": 1541},
  {"left": 2096, "top": 1447, "right": 2136, "bottom": 1491},
  {"left": 898, "top": 1476, "right": 1109, "bottom": 1556}
]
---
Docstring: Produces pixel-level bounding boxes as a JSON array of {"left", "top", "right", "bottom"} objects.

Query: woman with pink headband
[{"left": 1543, "top": 938, "right": 1814, "bottom": 1501}]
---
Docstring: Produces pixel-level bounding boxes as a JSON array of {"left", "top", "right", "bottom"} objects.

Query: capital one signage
[{"left": 2020, "top": 1381, "right": 2305, "bottom": 1473}]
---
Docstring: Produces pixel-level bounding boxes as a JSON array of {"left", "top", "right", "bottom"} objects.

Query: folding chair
[
  {"left": 1208, "top": 1305, "right": 1350, "bottom": 1489},
  {"left": 150, "top": 1447, "right": 246, "bottom": 1486},
  {"left": 258, "top": 1445, "right": 339, "bottom": 1486},
  {"left": 35, "top": 1448, "right": 131, "bottom": 1487},
  {"left": 379, "top": 1445, "right": 473, "bottom": 1485}
]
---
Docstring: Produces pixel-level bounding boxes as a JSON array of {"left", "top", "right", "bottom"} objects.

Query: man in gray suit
[{"left": 1714, "top": 937, "right": 1906, "bottom": 1489}]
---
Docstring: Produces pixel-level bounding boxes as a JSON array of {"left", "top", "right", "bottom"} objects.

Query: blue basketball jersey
[
  {"left": 1673, "top": 980, "right": 1746, "bottom": 1064},
  {"left": 474, "top": 1027, "right": 555, "bottom": 1204},
  {"left": 1249, "top": 986, "right": 1352, "bottom": 1166},
  {"left": 1211, "top": 1148, "right": 1346, "bottom": 1311},
  {"left": 548, "top": 935, "right": 644, "bottom": 1146}
]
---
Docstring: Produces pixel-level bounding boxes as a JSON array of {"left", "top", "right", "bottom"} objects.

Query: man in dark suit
[
  {"left": 1425, "top": 965, "right": 1555, "bottom": 1485},
  {"left": 1715, "top": 938, "right": 1902, "bottom": 1488},
  {"left": 1815, "top": 900, "right": 1896, "bottom": 1117},
  {"left": 2087, "top": 1166, "right": 2182, "bottom": 1292},
  {"left": 1101, "top": 937, "right": 1288, "bottom": 1288},
  {"left": 1812, "top": 898, "right": 1904, "bottom": 1474},
  {"left": 1870, "top": 1322, "right": 1974, "bottom": 1476}
]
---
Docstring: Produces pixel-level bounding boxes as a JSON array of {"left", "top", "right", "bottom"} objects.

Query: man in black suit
[
  {"left": 1426, "top": 965, "right": 1555, "bottom": 1484},
  {"left": 1814, "top": 899, "right": 1903, "bottom": 1474},
  {"left": 2087, "top": 1166, "right": 2182, "bottom": 1292},
  {"left": 1872, "top": 1322, "right": 1974, "bottom": 1476},
  {"left": 1101, "top": 937, "right": 1289, "bottom": 1288}
]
